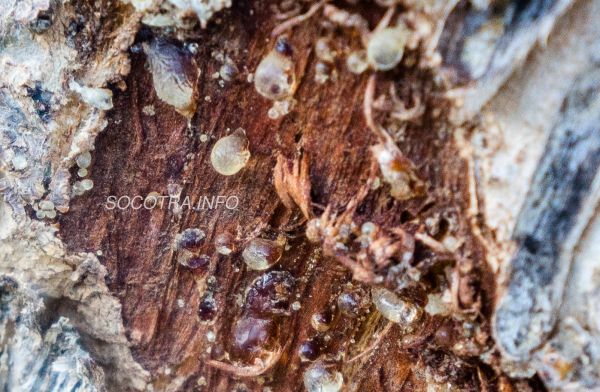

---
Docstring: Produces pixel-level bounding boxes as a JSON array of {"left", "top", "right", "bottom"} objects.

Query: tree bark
[{"left": 1, "top": 0, "right": 599, "bottom": 391}]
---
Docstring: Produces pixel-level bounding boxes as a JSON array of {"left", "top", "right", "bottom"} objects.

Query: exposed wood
[
  {"left": 2, "top": 0, "right": 599, "bottom": 391},
  {"left": 57, "top": 2, "right": 494, "bottom": 390}
]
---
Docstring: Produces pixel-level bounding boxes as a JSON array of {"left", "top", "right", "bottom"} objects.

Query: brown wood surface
[{"left": 57, "top": 1, "right": 537, "bottom": 390}]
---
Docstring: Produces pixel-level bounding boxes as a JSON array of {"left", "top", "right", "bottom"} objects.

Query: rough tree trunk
[{"left": 1, "top": 0, "right": 599, "bottom": 391}]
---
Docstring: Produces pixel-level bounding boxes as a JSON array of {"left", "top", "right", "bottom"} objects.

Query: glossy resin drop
[
  {"left": 176, "top": 228, "right": 206, "bottom": 250},
  {"left": 198, "top": 294, "right": 217, "bottom": 322},
  {"left": 254, "top": 41, "right": 295, "bottom": 101},
  {"left": 242, "top": 238, "right": 283, "bottom": 271},
  {"left": 299, "top": 337, "right": 323, "bottom": 362},
  {"left": 214, "top": 232, "right": 236, "bottom": 255},
  {"left": 311, "top": 310, "right": 334, "bottom": 332},
  {"left": 371, "top": 287, "right": 422, "bottom": 328},
  {"left": 143, "top": 38, "right": 198, "bottom": 118},
  {"left": 303, "top": 362, "right": 343, "bottom": 392},
  {"left": 233, "top": 316, "right": 274, "bottom": 357},
  {"left": 367, "top": 27, "right": 408, "bottom": 71},
  {"left": 244, "top": 271, "right": 295, "bottom": 316},
  {"left": 337, "top": 289, "right": 368, "bottom": 317},
  {"left": 210, "top": 128, "right": 250, "bottom": 176}
]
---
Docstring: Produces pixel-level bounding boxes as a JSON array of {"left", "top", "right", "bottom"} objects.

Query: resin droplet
[
  {"left": 367, "top": 27, "right": 408, "bottom": 71},
  {"left": 214, "top": 232, "right": 236, "bottom": 255},
  {"left": 245, "top": 271, "right": 295, "bottom": 316},
  {"left": 311, "top": 310, "right": 333, "bottom": 332},
  {"left": 434, "top": 321, "right": 455, "bottom": 348},
  {"left": 371, "top": 142, "right": 423, "bottom": 201},
  {"left": 254, "top": 41, "right": 296, "bottom": 101},
  {"left": 177, "top": 249, "right": 197, "bottom": 268},
  {"left": 210, "top": 128, "right": 250, "bottom": 176},
  {"left": 303, "top": 362, "right": 343, "bottom": 392},
  {"left": 299, "top": 337, "right": 323, "bottom": 362},
  {"left": 76, "top": 151, "right": 92, "bottom": 168},
  {"left": 187, "top": 255, "right": 210, "bottom": 271},
  {"left": 176, "top": 228, "right": 206, "bottom": 250},
  {"left": 242, "top": 238, "right": 283, "bottom": 270},
  {"left": 206, "top": 329, "right": 216, "bottom": 342},
  {"left": 39, "top": 200, "right": 54, "bottom": 211},
  {"left": 219, "top": 61, "right": 238, "bottom": 82},
  {"left": 267, "top": 99, "right": 294, "bottom": 120},
  {"left": 371, "top": 287, "right": 422, "bottom": 328},
  {"left": 233, "top": 316, "right": 274, "bottom": 357},
  {"left": 80, "top": 179, "right": 94, "bottom": 191},
  {"left": 346, "top": 50, "right": 368, "bottom": 74},
  {"left": 199, "top": 294, "right": 217, "bottom": 322},
  {"left": 337, "top": 290, "right": 368, "bottom": 317},
  {"left": 143, "top": 38, "right": 198, "bottom": 118}
]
